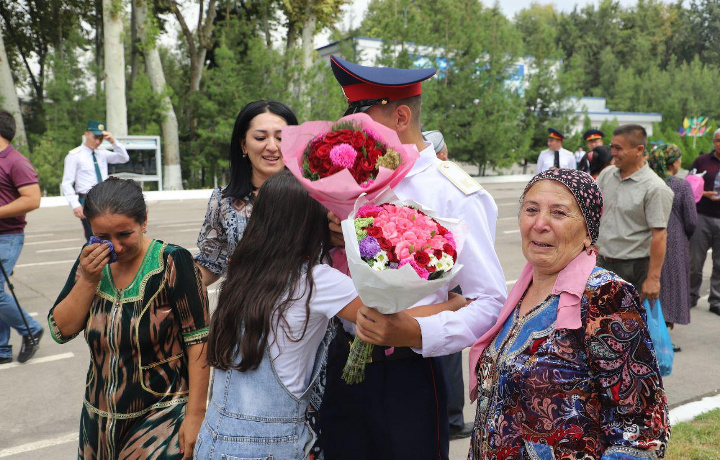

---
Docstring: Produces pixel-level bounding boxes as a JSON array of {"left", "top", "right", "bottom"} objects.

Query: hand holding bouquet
[
  {"left": 340, "top": 190, "right": 467, "bottom": 383},
  {"left": 283, "top": 113, "right": 419, "bottom": 219}
]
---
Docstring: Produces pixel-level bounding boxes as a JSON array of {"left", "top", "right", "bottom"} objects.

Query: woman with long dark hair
[
  {"left": 194, "top": 171, "right": 362, "bottom": 459},
  {"left": 195, "top": 171, "right": 466, "bottom": 459},
  {"left": 48, "top": 178, "right": 210, "bottom": 458},
  {"left": 195, "top": 100, "right": 298, "bottom": 286}
]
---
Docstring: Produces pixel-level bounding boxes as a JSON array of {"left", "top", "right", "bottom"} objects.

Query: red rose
[
  {"left": 315, "top": 143, "right": 332, "bottom": 159},
  {"left": 427, "top": 265, "right": 436, "bottom": 273},
  {"left": 359, "top": 157, "right": 375, "bottom": 172},
  {"left": 327, "top": 165, "right": 344, "bottom": 175},
  {"left": 433, "top": 249, "right": 444, "bottom": 259},
  {"left": 367, "top": 226, "right": 383, "bottom": 238},
  {"left": 376, "top": 237, "right": 392, "bottom": 250},
  {"left": 322, "top": 157, "right": 333, "bottom": 170},
  {"left": 364, "top": 137, "right": 376, "bottom": 150},
  {"left": 324, "top": 131, "right": 341, "bottom": 142},
  {"left": 437, "top": 224, "right": 449, "bottom": 235},
  {"left": 442, "top": 243, "right": 454, "bottom": 254},
  {"left": 414, "top": 251, "right": 431, "bottom": 266},
  {"left": 351, "top": 131, "right": 366, "bottom": 149},
  {"left": 367, "top": 148, "right": 383, "bottom": 163},
  {"left": 387, "top": 247, "right": 399, "bottom": 263},
  {"left": 338, "top": 129, "right": 354, "bottom": 143}
]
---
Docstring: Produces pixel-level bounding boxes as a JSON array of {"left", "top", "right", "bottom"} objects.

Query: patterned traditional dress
[
  {"left": 470, "top": 268, "right": 670, "bottom": 460},
  {"left": 195, "top": 188, "right": 253, "bottom": 276},
  {"left": 48, "top": 240, "right": 209, "bottom": 459}
]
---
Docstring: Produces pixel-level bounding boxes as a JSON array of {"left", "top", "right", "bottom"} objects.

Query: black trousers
[
  {"left": 318, "top": 331, "right": 449, "bottom": 460},
  {"left": 438, "top": 351, "right": 465, "bottom": 428}
]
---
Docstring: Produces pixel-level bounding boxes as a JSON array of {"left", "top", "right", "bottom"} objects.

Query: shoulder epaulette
[{"left": 438, "top": 161, "right": 483, "bottom": 195}]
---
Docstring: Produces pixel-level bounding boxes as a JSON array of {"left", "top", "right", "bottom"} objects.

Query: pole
[{"left": 0, "top": 259, "right": 36, "bottom": 344}]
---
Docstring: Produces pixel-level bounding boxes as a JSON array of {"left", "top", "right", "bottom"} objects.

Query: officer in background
[
  {"left": 60, "top": 121, "right": 129, "bottom": 241},
  {"left": 422, "top": 128, "right": 474, "bottom": 440},
  {"left": 536, "top": 127, "right": 576, "bottom": 172},
  {"left": 577, "top": 129, "right": 606, "bottom": 173},
  {"left": 321, "top": 55, "right": 506, "bottom": 460}
]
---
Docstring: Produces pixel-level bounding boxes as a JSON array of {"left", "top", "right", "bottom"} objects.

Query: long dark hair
[
  {"left": 223, "top": 100, "right": 299, "bottom": 200},
  {"left": 84, "top": 177, "right": 147, "bottom": 224},
  {"left": 207, "top": 171, "right": 331, "bottom": 371}
]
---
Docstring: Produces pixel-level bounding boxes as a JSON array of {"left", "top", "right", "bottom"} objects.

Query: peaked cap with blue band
[{"left": 330, "top": 55, "right": 436, "bottom": 115}]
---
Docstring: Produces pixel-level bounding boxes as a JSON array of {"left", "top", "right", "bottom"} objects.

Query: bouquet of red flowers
[
  {"left": 340, "top": 190, "right": 467, "bottom": 383},
  {"left": 302, "top": 122, "right": 403, "bottom": 188},
  {"left": 283, "top": 113, "right": 418, "bottom": 218}
]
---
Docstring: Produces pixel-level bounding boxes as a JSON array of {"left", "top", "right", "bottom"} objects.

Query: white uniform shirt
[
  {"left": 393, "top": 144, "right": 507, "bottom": 357},
  {"left": 536, "top": 148, "right": 576, "bottom": 173},
  {"left": 61, "top": 142, "right": 130, "bottom": 209},
  {"left": 269, "top": 264, "right": 358, "bottom": 397}
]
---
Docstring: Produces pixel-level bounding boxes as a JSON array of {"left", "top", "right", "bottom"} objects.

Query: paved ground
[{"left": 0, "top": 181, "right": 718, "bottom": 458}]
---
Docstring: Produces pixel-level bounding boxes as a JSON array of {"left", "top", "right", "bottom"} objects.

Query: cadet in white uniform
[
  {"left": 61, "top": 120, "right": 129, "bottom": 240},
  {"left": 319, "top": 55, "right": 506, "bottom": 460},
  {"left": 536, "top": 127, "right": 576, "bottom": 172}
]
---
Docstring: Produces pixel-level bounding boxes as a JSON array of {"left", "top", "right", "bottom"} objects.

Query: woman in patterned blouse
[
  {"left": 468, "top": 169, "right": 670, "bottom": 459},
  {"left": 195, "top": 100, "right": 298, "bottom": 286},
  {"left": 49, "top": 178, "right": 210, "bottom": 459}
]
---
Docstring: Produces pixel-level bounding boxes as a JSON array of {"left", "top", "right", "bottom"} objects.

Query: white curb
[{"left": 669, "top": 393, "right": 720, "bottom": 425}]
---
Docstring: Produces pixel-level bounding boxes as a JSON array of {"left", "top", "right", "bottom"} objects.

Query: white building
[{"left": 570, "top": 97, "right": 662, "bottom": 136}]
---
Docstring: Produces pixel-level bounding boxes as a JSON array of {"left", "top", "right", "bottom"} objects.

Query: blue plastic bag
[{"left": 643, "top": 299, "right": 674, "bottom": 377}]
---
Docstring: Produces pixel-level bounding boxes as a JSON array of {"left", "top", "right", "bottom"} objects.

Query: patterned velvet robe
[{"left": 49, "top": 240, "right": 209, "bottom": 459}]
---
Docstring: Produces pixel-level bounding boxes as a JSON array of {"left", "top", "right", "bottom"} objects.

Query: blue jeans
[{"left": 0, "top": 233, "right": 42, "bottom": 359}]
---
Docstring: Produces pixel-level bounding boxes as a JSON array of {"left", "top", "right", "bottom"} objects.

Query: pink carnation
[
  {"left": 329, "top": 143, "right": 357, "bottom": 168},
  {"left": 399, "top": 259, "right": 429, "bottom": 280},
  {"left": 356, "top": 205, "right": 383, "bottom": 218}
]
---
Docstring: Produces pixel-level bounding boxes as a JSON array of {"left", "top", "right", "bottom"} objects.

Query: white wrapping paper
[{"left": 340, "top": 189, "right": 467, "bottom": 314}]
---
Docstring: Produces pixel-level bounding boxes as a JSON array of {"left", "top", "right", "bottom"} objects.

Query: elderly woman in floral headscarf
[
  {"left": 468, "top": 169, "right": 670, "bottom": 460},
  {"left": 648, "top": 144, "right": 698, "bottom": 331}
]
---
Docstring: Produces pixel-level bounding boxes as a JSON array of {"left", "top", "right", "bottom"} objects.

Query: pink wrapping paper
[{"left": 282, "top": 113, "right": 420, "bottom": 218}]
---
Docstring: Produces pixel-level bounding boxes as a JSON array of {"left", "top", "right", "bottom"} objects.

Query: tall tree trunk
[
  {"left": 95, "top": 0, "right": 104, "bottom": 99},
  {"left": 103, "top": 0, "right": 128, "bottom": 135},
  {"left": 135, "top": 0, "right": 183, "bottom": 190},
  {"left": 298, "top": 3, "right": 317, "bottom": 105},
  {"left": 0, "top": 31, "right": 28, "bottom": 151},
  {"left": 129, "top": 0, "right": 139, "bottom": 92}
]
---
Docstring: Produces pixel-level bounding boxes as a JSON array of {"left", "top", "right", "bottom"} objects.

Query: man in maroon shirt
[
  {"left": 0, "top": 110, "right": 43, "bottom": 364},
  {"left": 689, "top": 128, "right": 720, "bottom": 315}
]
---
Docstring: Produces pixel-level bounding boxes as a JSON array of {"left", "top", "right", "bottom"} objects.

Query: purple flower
[
  {"left": 329, "top": 143, "right": 358, "bottom": 168},
  {"left": 359, "top": 236, "right": 381, "bottom": 258}
]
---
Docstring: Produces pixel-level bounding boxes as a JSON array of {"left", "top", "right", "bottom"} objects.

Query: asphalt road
[{"left": 0, "top": 181, "right": 718, "bottom": 459}]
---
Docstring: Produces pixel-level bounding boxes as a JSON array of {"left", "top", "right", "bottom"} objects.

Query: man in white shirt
[
  {"left": 319, "top": 55, "right": 506, "bottom": 460},
  {"left": 60, "top": 121, "right": 129, "bottom": 240},
  {"left": 536, "top": 127, "right": 576, "bottom": 172}
]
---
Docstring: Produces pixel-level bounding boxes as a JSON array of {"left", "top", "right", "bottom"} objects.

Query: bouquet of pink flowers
[
  {"left": 283, "top": 113, "right": 419, "bottom": 219},
  {"left": 340, "top": 190, "right": 467, "bottom": 383},
  {"left": 353, "top": 204, "right": 458, "bottom": 280}
]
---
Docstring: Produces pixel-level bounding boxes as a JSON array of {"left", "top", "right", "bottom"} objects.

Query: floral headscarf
[
  {"left": 522, "top": 168, "right": 604, "bottom": 245},
  {"left": 648, "top": 143, "right": 682, "bottom": 181}
]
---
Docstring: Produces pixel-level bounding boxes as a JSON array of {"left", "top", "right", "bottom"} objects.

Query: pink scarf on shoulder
[{"left": 468, "top": 251, "right": 596, "bottom": 401}]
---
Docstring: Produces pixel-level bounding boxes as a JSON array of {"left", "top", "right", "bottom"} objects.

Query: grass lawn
[{"left": 666, "top": 408, "right": 720, "bottom": 460}]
